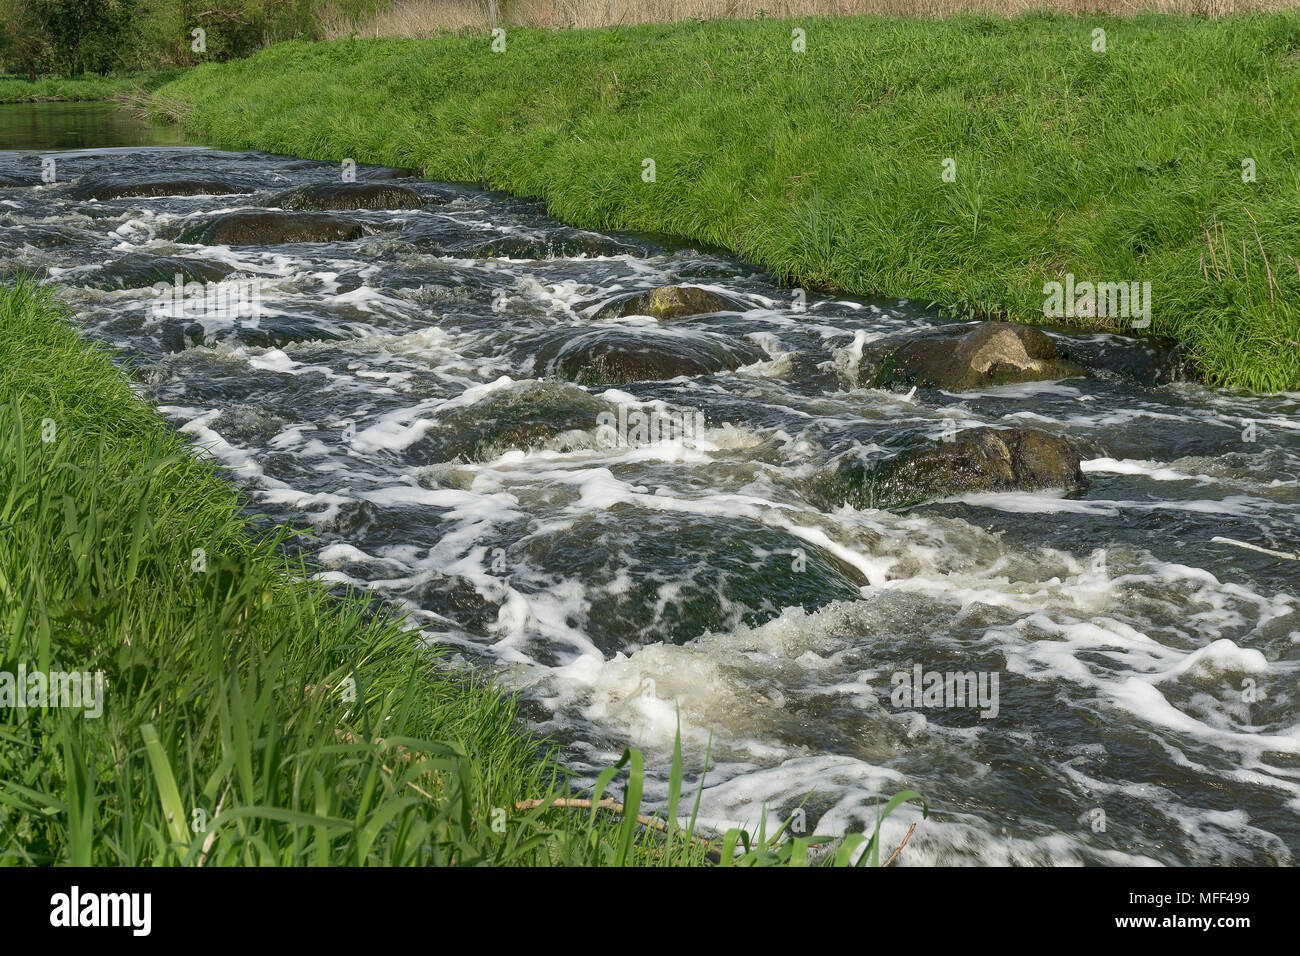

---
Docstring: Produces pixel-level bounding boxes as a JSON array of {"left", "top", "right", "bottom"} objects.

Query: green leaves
[{"left": 140, "top": 723, "right": 190, "bottom": 853}]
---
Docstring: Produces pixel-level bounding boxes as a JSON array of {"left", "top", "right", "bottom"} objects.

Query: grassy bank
[
  {"left": 155, "top": 13, "right": 1300, "bottom": 391},
  {"left": 0, "top": 278, "right": 595, "bottom": 864},
  {"left": 0, "top": 280, "right": 919, "bottom": 865},
  {"left": 0, "top": 72, "right": 181, "bottom": 104}
]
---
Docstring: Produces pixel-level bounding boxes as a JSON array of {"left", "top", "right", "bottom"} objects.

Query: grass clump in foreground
[
  {"left": 154, "top": 13, "right": 1300, "bottom": 391},
  {"left": 0, "top": 280, "right": 922, "bottom": 866}
]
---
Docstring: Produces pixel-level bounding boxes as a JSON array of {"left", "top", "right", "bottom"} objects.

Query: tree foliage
[{"left": 0, "top": 0, "right": 366, "bottom": 78}]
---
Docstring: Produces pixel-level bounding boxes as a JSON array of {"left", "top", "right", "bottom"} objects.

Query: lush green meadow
[
  {"left": 153, "top": 13, "right": 1300, "bottom": 391},
  {"left": 0, "top": 280, "right": 918, "bottom": 865}
]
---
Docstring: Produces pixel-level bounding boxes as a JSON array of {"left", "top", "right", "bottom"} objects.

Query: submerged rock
[
  {"left": 178, "top": 211, "right": 368, "bottom": 246},
  {"left": 69, "top": 175, "right": 252, "bottom": 201},
  {"left": 157, "top": 316, "right": 353, "bottom": 352},
  {"left": 157, "top": 320, "right": 206, "bottom": 353},
  {"left": 511, "top": 506, "right": 868, "bottom": 652},
  {"left": 539, "top": 328, "right": 765, "bottom": 385},
  {"left": 1, "top": 224, "right": 85, "bottom": 248},
  {"left": 864, "top": 322, "right": 1086, "bottom": 391},
  {"left": 596, "top": 285, "right": 747, "bottom": 320},
  {"left": 231, "top": 318, "right": 353, "bottom": 349},
  {"left": 406, "top": 381, "right": 612, "bottom": 463},
  {"left": 82, "top": 254, "right": 233, "bottom": 291},
  {"left": 403, "top": 574, "right": 502, "bottom": 636},
  {"left": 817, "top": 427, "right": 1088, "bottom": 510},
  {"left": 1053, "top": 332, "right": 1195, "bottom": 386},
  {"left": 454, "top": 230, "right": 641, "bottom": 259},
  {"left": 210, "top": 404, "right": 287, "bottom": 445},
  {"left": 273, "top": 182, "right": 423, "bottom": 211}
]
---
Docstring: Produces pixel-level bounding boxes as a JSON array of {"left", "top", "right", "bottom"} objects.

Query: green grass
[
  {"left": 152, "top": 13, "right": 1300, "bottom": 391},
  {"left": 0, "top": 72, "right": 183, "bottom": 103},
  {"left": 0, "top": 279, "right": 922, "bottom": 865}
]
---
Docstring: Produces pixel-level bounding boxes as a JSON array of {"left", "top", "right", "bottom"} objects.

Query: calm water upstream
[{"left": 3, "top": 104, "right": 1298, "bottom": 865}]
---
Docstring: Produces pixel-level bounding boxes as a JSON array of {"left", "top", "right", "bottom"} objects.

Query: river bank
[
  {"left": 0, "top": 72, "right": 180, "bottom": 104},
  {"left": 146, "top": 13, "right": 1300, "bottom": 392}
]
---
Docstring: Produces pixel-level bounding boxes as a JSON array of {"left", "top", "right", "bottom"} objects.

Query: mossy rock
[
  {"left": 178, "top": 211, "right": 368, "bottom": 246},
  {"left": 596, "top": 285, "right": 747, "bottom": 320},
  {"left": 69, "top": 175, "right": 252, "bottom": 201},
  {"left": 541, "top": 328, "right": 765, "bottom": 385},
  {"left": 866, "top": 322, "right": 1086, "bottom": 390},
  {"left": 273, "top": 182, "right": 423, "bottom": 211},
  {"left": 405, "top": 382, "right": 612, "bottom": 463},
  {"left": 84, "top": 254, "right": 233, "bottom": 291},
  {"left": 817, "top": 426, "right": 1088, "bottom": 510}
]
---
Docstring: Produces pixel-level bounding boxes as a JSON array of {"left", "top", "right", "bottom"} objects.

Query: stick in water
[{"left": 1211, "top": 536, "right": 1300, "bottom": 561}]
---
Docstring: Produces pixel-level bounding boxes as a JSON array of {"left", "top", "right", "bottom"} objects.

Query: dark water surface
[
  {"left": 3, "top": 104, "right": 1298, "bottom": 865},
  {"left": 0, "top": 100, "right": 192, "bottom": 151}
]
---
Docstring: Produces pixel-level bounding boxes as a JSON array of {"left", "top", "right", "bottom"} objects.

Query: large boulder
[
  {"left": 863, "top": 322, "right": 1085, "bottom": 391},
  {"left": 177, "top": 211, "right": 368, "bottom": 246},
  {"left": 273, "top": 182, "right": 423, "bottom": 211},
  {"left": 539, "top": 328, "right": 765, "bottom": 385},
  {"left": 596, "top": 285, "right": 747, "bottom": 320},
  {"left": 69, "top": 175, "right": 252, "bottom": 201},
  {"left": 817, "top": 427, "right": 1087, "bottom": 510}
]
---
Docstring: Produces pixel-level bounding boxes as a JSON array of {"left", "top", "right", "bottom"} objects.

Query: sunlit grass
[{"left": 154, "top": 12, "right": 1300, "bottom": 391}]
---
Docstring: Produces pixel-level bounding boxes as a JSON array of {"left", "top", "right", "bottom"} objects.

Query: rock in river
[
  {"left": 817, "top": 426, "right": 1088, "bottom": 510},
  {"left": 510, "top": 506, "right": 868, "bottom": 651},
  {"left": 273, "top": 182, "right": 423, "bottom": 211},
  {"left": 452, "top": 230, "right": 641, "bottom": 259},
  {"left": 83, "top": 254, "right": 233, "bottom": 291},
  {"left": 405, "top": 381, "right": 613, "bottom": 463},
  {"left": 863, "top": 321, "right": 1086, "bottom": 391},
  {"left": 539, "top": 328, "right": 765, "bottom": 385},
  {"left": 69, "top": 175, "right": 252, "bottom": 201},
  {"left": 1053, "top": 332, "right": 1195, "bottom": 386},
  {"left": 595, "top": 285, "right": 747, "bottom": 320},
  {"left": 177, "top": 211, "right": 368, "bottom": 246}
]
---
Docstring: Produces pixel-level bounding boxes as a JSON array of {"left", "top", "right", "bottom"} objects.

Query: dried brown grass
[{"left": 321, "top": 0, "right": 1298, "bottom": 38}]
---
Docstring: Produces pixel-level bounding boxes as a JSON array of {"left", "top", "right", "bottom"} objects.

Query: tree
[
  {"left": 0, "top": 0, "right": 53, "bottom": 80},
  {"left": 0, "top": 0, "right": 137, "bottom": 78},
  {"left": 35, "top": 0, "right": 138, "bottom": 75}
]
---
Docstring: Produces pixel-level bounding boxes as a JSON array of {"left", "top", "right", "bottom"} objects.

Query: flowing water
[{"left": 3, "top": 105, "right": 1299, "bottom": 865}]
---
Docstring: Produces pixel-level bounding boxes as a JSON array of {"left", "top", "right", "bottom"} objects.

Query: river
[{"left": 2, "top": 102, "right": 1298, "bottom": 865}]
